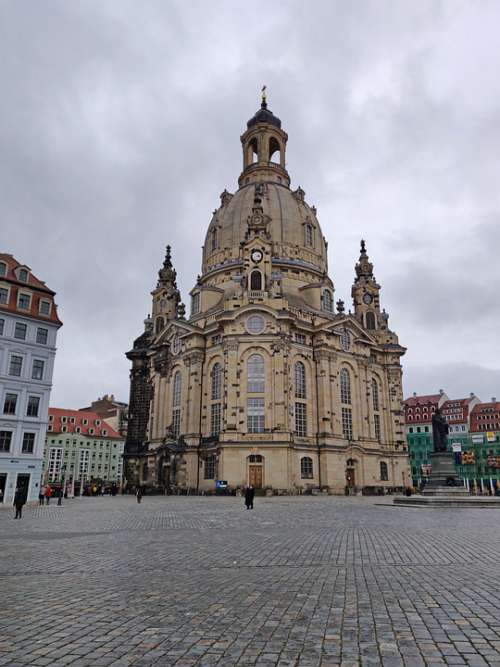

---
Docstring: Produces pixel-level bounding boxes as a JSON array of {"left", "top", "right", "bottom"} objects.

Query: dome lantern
[{"left": 238, "top": 89, "right": 290, "bottom": 188}]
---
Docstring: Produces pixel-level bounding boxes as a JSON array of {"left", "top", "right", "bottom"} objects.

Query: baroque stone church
[{"left": 124, "top": 97, "right": 410, "bottom": 494}]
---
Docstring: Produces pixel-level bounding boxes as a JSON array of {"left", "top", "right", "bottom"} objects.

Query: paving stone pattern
[{"left": 1, "top": 496, "right": 500, "bottom": 667}]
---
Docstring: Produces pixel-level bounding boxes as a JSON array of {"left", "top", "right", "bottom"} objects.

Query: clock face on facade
[
  {"left": 251, "top": 249, "right": 263, "bottom": 263},
  {"left": 363, "top": 293, "right": 373, "bottom": 305}
]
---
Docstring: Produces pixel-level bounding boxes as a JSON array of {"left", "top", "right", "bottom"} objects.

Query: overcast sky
[{"left": 2, "top": 0, "right": 499, "bottom": 407}]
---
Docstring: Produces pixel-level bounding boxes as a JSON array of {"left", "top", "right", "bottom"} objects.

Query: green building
[{"left": 43, "top": 408, "right": 124, "bottom": 487}]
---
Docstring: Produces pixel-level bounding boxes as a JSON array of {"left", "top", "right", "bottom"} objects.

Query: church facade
[{"left": 124, "top": 99, "right": 410, "bottom": 494}]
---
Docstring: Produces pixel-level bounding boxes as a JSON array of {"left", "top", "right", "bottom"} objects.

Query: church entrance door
[
  {"left": 345, "top": 467, "right": 355, "bottom": 488},
  {"left": 248, "top": 465, "right": 263, "bottom": 489}
]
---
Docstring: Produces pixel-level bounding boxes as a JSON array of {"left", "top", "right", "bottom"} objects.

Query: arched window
[
  {"left": 305, "top": 224, "right": 314, "bottom": 247},
  {"left": 269, "top": 136, "right": 281, "bottom": 163},
  {"left": 380, "top": 461, "right": 388, "bottom": 481},
  {"left": 248, "top": 454, "right": 263, "bottom": 463},
  {"left": 372, "top": 379, "right": 379, "bottom": 412},
  {"left": 250, "top": 270, "right": 262, "bottom": 291},
  {"left": 247, "top": 137, "right": 259, "bottom": 165},
  {"left": 295, "top": 362, "right": 306, "bottom": 399},
  {"left": 172, "top": 371, "right": 182, "bottom": 438},
  {"left": 366, "top": 311, "right": 376, "bottom": 330},
  {"left": 301, "top": 457, "right": 313, "bottom": 479},
  {"left": 211, "top": 363, "right": 222, "bottom": 400},
  {"left": 340, "top": 368, "right": 351, "bottom": 404},
  {"left": 247, "top": 354, "right": 265, "bottom": 393},
  {"left": 155, "top": 317, "right": 164, "bottom": 334},
  {"left": 211, "top": 228, "right": 218, "bottom": 252},
  {"left": 210, "top": 363, "right": 223, "bottom": 437},
  {"left": 323, "top": 289, "right": 333, "bottom": 312}
]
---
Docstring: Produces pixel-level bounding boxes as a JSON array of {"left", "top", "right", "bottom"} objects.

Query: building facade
[
  {"left": 44, "top": 408, "right": 124, "bottom": 488},
  {"left": 124, "top": 99, "right": 410, "bottom": 494},
  {"left": 79, "top": 394, "right": 128, "bottom": 437},
  {"left": 0, "top": 254, "right": 62, "bottom": 504}
]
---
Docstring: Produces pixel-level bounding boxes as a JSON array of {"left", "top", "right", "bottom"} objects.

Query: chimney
[
  {"left": 413, "top": 392, "right": 417, "bottom": 397},
  {"left": 439, "top": 389, "right": 444, "bottom": 395},
  {"left": 470, "top": 392, "right": 474, "bottom": 398},
  {"left": 492, "top": 397, "right": 497, "bottom": 403}
]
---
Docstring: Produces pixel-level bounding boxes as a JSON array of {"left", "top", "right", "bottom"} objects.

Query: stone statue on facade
[{"left": 432, "top": 408, "right": 449, "bottom": 453}]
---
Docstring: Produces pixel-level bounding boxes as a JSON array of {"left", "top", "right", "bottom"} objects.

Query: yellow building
[{"left": 124, "top": 98, "right": 410, "bottom": 494}]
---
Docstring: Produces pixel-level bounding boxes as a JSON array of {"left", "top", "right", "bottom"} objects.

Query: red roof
[
  {"left": 471, "top": 401, "right": 500, "bottom": 414},
  {"left": 404, "top": 394, "right": 442, "bottom": 407},
  {"left": 48, "top": 408, "right": 122, "bottom": 438},
  {"left": 0, "top": 253, "right": 62, "bottom": 326}
]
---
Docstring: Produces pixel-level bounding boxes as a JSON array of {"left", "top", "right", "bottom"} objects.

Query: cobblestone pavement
[{"left": 1, "top": 496, "right": 500, "bottom": 667}]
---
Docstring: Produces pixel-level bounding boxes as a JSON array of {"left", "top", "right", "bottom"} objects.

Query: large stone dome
[{"left": 202, "top": 182, "right": 328, "bottom": 277}]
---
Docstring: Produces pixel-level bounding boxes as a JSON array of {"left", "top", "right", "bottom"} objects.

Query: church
[{"left": 124, "top": 95, "right": 410, "bottom": 494}]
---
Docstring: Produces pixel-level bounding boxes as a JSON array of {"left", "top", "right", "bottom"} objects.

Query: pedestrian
[
  {"left": 39, "top": 485, "right": 45, "bottom": 505},
  {"left": 57, "top": 487, "right": 63, "bottom": 506},
  {"left": 13, "top": 488, "right": 25, "bottom": 519},
  {"left": 244, "top": 485, "right": 254, "bottom": 510},
  {"left": 136, "top": 486, "right": 143, "bottom": 504},
  {"left": 45, "top": 485, "right": 52, "bottom": 505}
]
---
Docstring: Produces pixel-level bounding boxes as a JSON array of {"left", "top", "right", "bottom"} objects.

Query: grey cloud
[{"left": 1, "top": 0, "right": 499, "bottom": 406}]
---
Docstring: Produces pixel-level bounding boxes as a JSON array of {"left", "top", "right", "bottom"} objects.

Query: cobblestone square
[{"left": 1, "top": 496, "right": 500, "bottom": 667}]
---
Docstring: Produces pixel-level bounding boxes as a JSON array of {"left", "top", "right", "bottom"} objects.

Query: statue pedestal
[{"left": 422, "top": 452, "right": 468, "bottom": 496}]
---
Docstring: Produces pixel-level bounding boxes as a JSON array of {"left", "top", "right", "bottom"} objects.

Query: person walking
[
  {"left": 39, "top": 485, "right": 45, "bottom": 505},
  {"left": 13, "top": 488, "right": 25, "bottom": 519},
  {"left": 136, "top": 486, "right": 143, "bottom": 504},
  {"left": 244, "top": 485, "right": 255, "bottom": 510},
  {"left": 45, "top": 485, "right": 53, "bottom": 505}
]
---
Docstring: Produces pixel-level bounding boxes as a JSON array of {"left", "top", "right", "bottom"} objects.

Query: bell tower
[
  {"left": 351, "top": 240, "right": 383, "bottom": 331},
  {"left": 151, "top": 245, "right": 181, "bottom": 335},
  {"left": 238, "top": 88, "right": 290, "bottom": 188}
]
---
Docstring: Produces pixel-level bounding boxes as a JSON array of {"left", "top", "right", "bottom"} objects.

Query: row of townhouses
[
  {"left": 405, "top": 390, "right": 500, "bottom": 492},
  {"left": 0, "top": 253, "right": 126, "bottom": 504}
]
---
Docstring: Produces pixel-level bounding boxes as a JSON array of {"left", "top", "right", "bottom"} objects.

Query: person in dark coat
[
  {"left": 13, "top": 488, "right": 25, "bottom": 519},
  {"left": 244, "top": 486, "right": 255, "bottom": 510},
  {"left": 136, "top": 486, "right": 143, "bottom": 504}
]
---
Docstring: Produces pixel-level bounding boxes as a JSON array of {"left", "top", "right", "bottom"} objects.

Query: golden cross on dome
[{"left": 261, "top": 85, "right": 267, "bottom": 104}]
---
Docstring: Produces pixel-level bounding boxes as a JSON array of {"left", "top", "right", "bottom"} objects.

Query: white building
[{"left": 0, "top": 254, "right": 62, "bottom": 504}]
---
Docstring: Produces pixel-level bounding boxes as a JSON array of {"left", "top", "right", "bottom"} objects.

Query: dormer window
[
  {"left": 75, "top": 426, "right": 81, "bottom": 434},
  {"left": 18, "top": 268, "right": 29, "bottom": 282},
  {"left": 89, "top": 428, "right": 94, "bottom": 435},
  {"left": 95, "top": 419, "right": 101, "bottom": 426},
  {"left": 0, "top": 262, "right": 6, "bottom": 277},
  {"left": 82, "top": 418, "right": 88, "bottom": 426},
  {"left": 62, "top": 426, "right": 67, "bottom": 433},
  {"left": 102, "top": 429, "right": 107, "bottom": 436},
  {"left": 49, "top": 414, "right": 53, "bottom": 422},
  {"left": 17, "top": 292, "right": 31, "bottom": 310},
  {"left": 39, "top": 300, "right": 51, "bottom": 316},
  {"left": 61, "top": 416, "right": 67, "bottom": 424}
]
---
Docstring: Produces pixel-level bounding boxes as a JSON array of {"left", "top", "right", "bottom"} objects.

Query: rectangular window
[
  {"left": 342, "top": 407, "right": 353, "bottom": 440},
  {"left": 0, "top": 288, "right": 8, "bottom": 305},
  {"left": 3, "top": 393, "right": 18, "bottom": 415},
  {"left": 247, "top": 398, "right": 265, "bottom": 433},
  {"left": 14, "top": 322, "right": 27, "bottom": 340},
  {"left": 9, "top": 355, "right": 23, "bottom": 376},
  {"left": 32, "top": 359, "right": 45, "bottom": 380},
  {"left": 27, "top": 396, "right": 40, "bottom": 417},
  {"left": 22, "top": 432, "right": 36, "bottom": 454},
  {"left": 204, "top": 456, "right": 216, "bottom": 479},
  {"left": 0, "top": 318, "right": 4, "bottom": 335},
  {"left": 18, "top": 293, "right": 31, "bottom": 310},
  {"left": 0, "top": 263, "right": 5, "bottom": 277},
  {"left": 295, "top": 402, "right": 307, "bottom": 437},
  {"left": 374, "top": 414, "right": 381, "bottom": 441},
  {"left": 191, "top": 293, "right": 200, "bottom": 316},
  {"left": 39, "top": 300, "right": 51, "bottom": 315},
  {"left": 0, "top": 431, "right": 12, "bottom": 453},
  {"left": 210, "top": 403, "right": 221, "bottom": 437},
  {"left": 36, "top": 328, "right": 48, "bottom": 345},
  {"left": 172, "top": 408, "right": 181, "bottom": 438},
  {"left": 295, "top": 333, "right": 307, "bottom": 345},
  {"left": 48, "top": 447, "right": 63, "bottom": 480}
]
